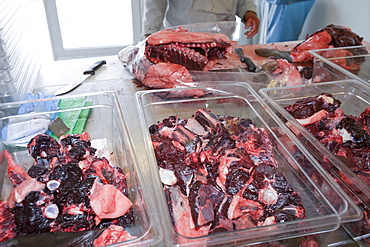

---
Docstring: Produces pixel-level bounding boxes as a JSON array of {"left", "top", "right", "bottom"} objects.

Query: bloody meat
[
  {"left": 290, "top": 24, "right": 367, "bottom": 63},
  {"left": 149, "top": 108, "right": 306, "bottom": 237},
  {"left": 145, "top": 28, "right": 236, "bottom": 71},
  {"left": 284, "top": 93, "right": 370, "bottom": 177},
  {"left": 284, "top": 93, "right": 370, "bottom": 242},
  {"left": 0, "top": 133, "right": 136, "bottom": 246},
  {"left": 118, "top": 27, "right": 236, "bottom": 90}
]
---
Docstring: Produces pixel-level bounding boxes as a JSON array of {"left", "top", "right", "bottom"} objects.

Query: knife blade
[
  {"left": 254, "top": 48, "right": 292, "bottom": 62},
  {"left": 55, "top": 60, "right": 106, "bottom": 95},
  {"left": 234, "top": 48, "right": 256, "bottom": 72}
]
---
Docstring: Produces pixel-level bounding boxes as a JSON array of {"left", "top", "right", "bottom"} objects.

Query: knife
[
  {"left": 254, "top": 48, "right": 292, "bottom": 62},
  {"left": 235, "top": 48, "right": 256, "bottom": 72},
  {"left": 55, "top": 60, "right": 106, "bottom": 95}
]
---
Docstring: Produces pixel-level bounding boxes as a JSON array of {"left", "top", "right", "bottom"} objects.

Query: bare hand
[{"left": 243, "top": 11, "right": 260, "bottom": 39}]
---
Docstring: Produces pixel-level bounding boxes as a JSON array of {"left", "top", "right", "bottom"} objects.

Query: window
[{"left": 43, "top": 0, "right": 142, "bottom": 60}]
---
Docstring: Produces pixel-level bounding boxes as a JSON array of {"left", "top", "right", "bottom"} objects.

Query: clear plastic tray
[
  {"left": 135, "top": 82, "right": 362, "bottom": 246},
  {"left": 0, "top": 78, "right": 22, "bottom": 103},
  {"left": 0, "top": 91, "right": 162, "bottom": 246},
  {"left": 309, "top": 45, "right": 370, "bottom": 84},
  {"left": 0, "top": 90, "right": 18, "bottom": 103},
  {"left": 0, "top": 67, "right": 13, "bottom": 83},
  {"left": 168, "top": 21, "right": 240, "bottom": 41},
  {"left": 0, "top": 55, "right": 10, "bottom": 70},
  {"left": 189, "top": 71, "right": 269, "bottom": 86},
  {"left": 0, "top": 41, "right": 7, "bottom": 57},
  {"left": 0, "top": 80, "right": 16, "bottom": 95},
  {"left": 260, "top": 80, "right": 370, "bottom": 243}
]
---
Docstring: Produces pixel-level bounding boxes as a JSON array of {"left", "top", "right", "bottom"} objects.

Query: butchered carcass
[
  {"left": 0, "top": 133, "right": 136, "bottom": 246},
  {"left": 284, "top": 93, "right": 370, "bottom": 243},
  {"left": 149, "top": 108, "right": 306, "bottom": 237},
  {"left": 284, "top": 92, "right": 341, "bottom": 126},
  {"left": 118, "top": 27, "right": 236, "bottom": 90},
  {"left": 255, "top": 24, "right": 368, "bottom": 70},
  {"left": 260, "top": 59, "right": 305, "bottom": 87},
  {"left": 145, "top": 28, "right": 236, "bottom": 71},
  {"left": 290, "top": 24, "right": 367, "bottom": 63}
]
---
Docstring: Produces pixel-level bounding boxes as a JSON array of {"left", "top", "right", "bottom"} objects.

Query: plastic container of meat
[
  {"left": 259, "top": 79, "right": 370, "bottom": 243},
  {"left": 135, "top": 82, "right": 362, "bottom": 246},
  {"left": 309, "top": 44, "right": 370, "bottom": 84},
  {"left": 0, "top": 91, "right": 162, "bottom": 246}
]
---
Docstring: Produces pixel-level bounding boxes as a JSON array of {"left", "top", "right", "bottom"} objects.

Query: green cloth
[{"left": 50, "top": 97, "right": 92, "bottom": 139}]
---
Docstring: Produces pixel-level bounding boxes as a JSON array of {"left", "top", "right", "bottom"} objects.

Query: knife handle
[
  {"left": 241, "top": 57, "right": 257, "bottom": 72},
  {"left": 83, "top": 60, "right": 107, "bottom": 75}
]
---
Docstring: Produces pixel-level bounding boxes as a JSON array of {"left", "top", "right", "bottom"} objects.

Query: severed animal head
[{"left": 144, "top": 28, "right": 237, "bottom": 71}]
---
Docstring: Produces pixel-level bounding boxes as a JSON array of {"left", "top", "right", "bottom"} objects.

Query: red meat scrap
[
  {"left": 290, "top": 30, "right": 332, "bottom": 63},
  {"left": 285, "top": 94, "right": 370, "bottom": 241},
  {"left": 119, "top": 27, "right": 238, "bottom": 90},
  {"left": 0, "top": 201, "right": 17, "bottom": 242},
  {"left": 89, "top": 178, "right": 132, "bottom": 225},
  {"left": 290, "top": 24, "right": 366, "bottom": 63},
  {"left": 268, "top": 59, "right": 304, "bottom": 87},
  {"left": 145, "top": 27, "right": 236, "bottom": 71},
  {"left": 150, "top": 108, "right": 306, "bottom": 237},
  {"left": 0, "top": 133, "right": 135, "bottom": 246},
  {"left": 93, "top": 225, "right": 137, "bottom": 247},
  {"left": 141, "top": 62, "right": 194, "bottom": 89},
  {"left": 4, "top": 149, "right": 32, "bottom": 186}
]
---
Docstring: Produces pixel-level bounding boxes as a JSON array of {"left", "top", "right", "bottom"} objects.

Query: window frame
[{"left": 43, "top": 0, "right": 142, "bottom": 60}]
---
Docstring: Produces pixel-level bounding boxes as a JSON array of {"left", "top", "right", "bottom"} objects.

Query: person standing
[
  {"left": 142, "top": 0, "right": 260, "bottom": 39},
  {"left": 259, "top": 0, "right": 315, "bottom": 43}
]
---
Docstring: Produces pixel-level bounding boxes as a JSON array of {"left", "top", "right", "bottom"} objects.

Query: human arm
[
  {"left": 243, "top": 11, "right": 260, "bottom": 39},
  {"left": 236, "top": 0, "right": 260, "bottom": 39},
  {"left": 142, "top": 0, "right": 167, "bottom": 39}
]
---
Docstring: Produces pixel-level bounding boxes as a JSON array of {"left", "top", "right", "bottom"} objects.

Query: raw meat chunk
[
  {"left": 0, "top": 133, "right": 136, "bottom": 246},
  {"left": 149, "top": 108, "right": 305, "bottom": 237},
  {"left": 285, "top": 94, "right": 370, "bottom": 242}
]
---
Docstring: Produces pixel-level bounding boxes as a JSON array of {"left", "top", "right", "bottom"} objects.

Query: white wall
[{"left": 300, "top": 0, "right": 370, "bottom": 41}]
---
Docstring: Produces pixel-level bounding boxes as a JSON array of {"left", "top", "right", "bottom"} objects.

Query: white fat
[
  {"left": 158, "top": 126, "right": 174, "bottom": 138},
  {"left": 318, "top": 94, "right": 334, "bottom": 104},
  {"left": 261, "top": 187, "right": 278, "bottom": 205},
  {"left": 68, "top": 206, "right": 84, "bottom": 215},
  {"left": 159, "top": 168, "right": 177, "bottom": 186},
  {"left": 46, "top": 180, "right": 60, "bottom": 191},
  {"left": 43, "top": 204, "right": 59, "bottom": 219},
  {"left": 250, "top": 156, "right": 262, "bottom": 166},
  {"left": 185, "top": 117, "right": 208, "bottom": 136},
  {"left": 82, "top": 150, "right": 90, "bottom": 159},
  {"left": 262, "top": 216, "right": 276, "bottom": 226},
  {"left": 40, "top": 151, "right": 48, "bottom": 158},
  {"left": 338, "top": 128, "right": 353, "bottom": 142}
]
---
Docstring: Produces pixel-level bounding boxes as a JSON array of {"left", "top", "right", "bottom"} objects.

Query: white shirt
[{"left": 142, "top": 0, "right": 257, "bottom": 37}]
